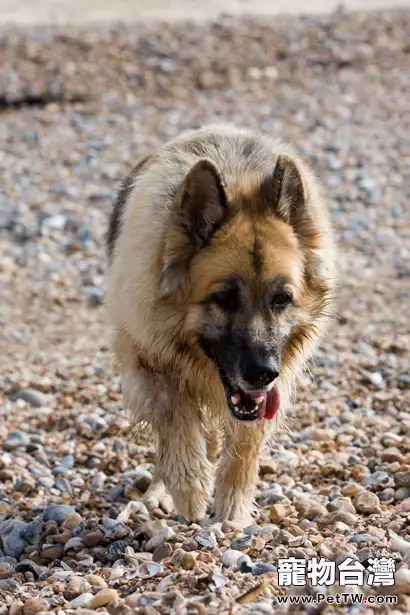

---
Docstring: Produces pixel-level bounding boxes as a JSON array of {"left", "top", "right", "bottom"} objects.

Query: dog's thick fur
[{"left": 106, "top": 125, "right": 336, "bottom": 526}]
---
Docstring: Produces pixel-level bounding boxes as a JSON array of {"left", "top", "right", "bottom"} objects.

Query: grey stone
[
  {"left": 15, "top": 388, "right": 48, "bottom": 407},
  {"left": 196, "top": 530, "right": 217, "bottom": 548},
  {"left": 43, "top": 504, "right": 77, "bottom": 523}
]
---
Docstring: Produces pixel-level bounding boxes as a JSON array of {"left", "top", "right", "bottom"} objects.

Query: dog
[{"left": 106, "top": 125, "right": 336, "bottom": 526}]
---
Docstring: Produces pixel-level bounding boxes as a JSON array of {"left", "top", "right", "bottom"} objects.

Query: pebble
[
  {"left": 181, "top": 552, "right": 197, "bottom": 570},
  {"left": 15, "top": 389, "right": 48, "bottom": 407},
  {"left": 64, "top": 576, "right": 92, "bottom": 599},
  {"left": 152, "top": 543, "right": 173, "bottom": 562},
  {"left": 3, "top": 431, "right": 30, "bottom": 451},
  {"left": 43, "top": 505, "right": 78, "bottom": 523},
  {"left": 269, "top": 504, "right": 292, "bottom": 524},
  {"left": 393, "top": 568, "right": 410, "bottom": 594},
  {"left": 146, "top": 527, "right": 174, "bottom": 551},
  {"left": 222, "top": 549, "right": 244, "bottom": 568},
  {"left": 230, "top": 535, "right": 252, "bottom": 550},
  {"left": 395, "top": 472, "right": 410, "bottom": 488},
  {"left": 252, "top": 563, "right": 277, "bottom": 576},
  {"left": 86, "top": 574, "right": 108, "bottom": 587},
  {"left": 390, "top": 534, "right": 410, "bottom": 556},
  {"left": 88, "top": 588, "right": 118, "bottom": 609},
  {"left": 69, "top": 593, "right": 93, "bottom": 608},
  {"left": 105, "top": 540, "right": 130, "bottom": 562},
  {"left": 15, "top": 560, "right": 47, "bottom": 580},
  {"left": 353, "top": 491, "right": 382, "bottom": 515},
  {"left": 23, "top": 599, "right": 50, "bottom": 614},
  {"left": 196, "top": 530, "right": 217, "bottom": 548},
  {"left": 0, "top": 519, "right": 42, "bottom": 559}
]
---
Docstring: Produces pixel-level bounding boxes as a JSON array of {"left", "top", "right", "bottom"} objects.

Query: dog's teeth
[
  {"left": 255, "top": 396, "right": 264, "bottom": 404},
  {"left": 231, "top": 395, "right": 241, "bottom": 405}
]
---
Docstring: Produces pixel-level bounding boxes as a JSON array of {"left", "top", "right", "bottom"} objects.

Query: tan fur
[{"left": 106, "top": 124, "right": 336, "bottom": 525}]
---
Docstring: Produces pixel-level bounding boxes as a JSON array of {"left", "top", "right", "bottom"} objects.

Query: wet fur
[{"left": 106, "top": 125, "right": 336, "bottom": 525}]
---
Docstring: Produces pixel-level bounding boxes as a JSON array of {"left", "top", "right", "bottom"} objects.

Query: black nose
[{"left": 242, "top": 360, "right": 279, "bottom": 389}]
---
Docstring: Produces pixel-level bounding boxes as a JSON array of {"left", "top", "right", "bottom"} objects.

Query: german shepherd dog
[{"left": 106, "top": 125, "right": 336, "bottom": 526}]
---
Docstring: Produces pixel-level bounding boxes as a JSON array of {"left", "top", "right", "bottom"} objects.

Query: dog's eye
[
  {"left": 271, "top": 291, "right": 292, "bottom": 310},
  {"left": 209, "top": 288, "right": 239, "bottom": 311}
]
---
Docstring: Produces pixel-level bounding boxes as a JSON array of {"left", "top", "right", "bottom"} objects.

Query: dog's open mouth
[{"left": 223, "top": 380, "right": 280, "bottom": 422}]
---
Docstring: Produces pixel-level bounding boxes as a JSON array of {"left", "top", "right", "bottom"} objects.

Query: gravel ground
[{"left": 1, "top": 7, "right": 410, "bottom": 614}]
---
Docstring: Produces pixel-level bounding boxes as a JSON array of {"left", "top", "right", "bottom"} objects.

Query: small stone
[
  {"left": 64, "top": 576, "right": 92, "bottom": 600},
  {"left": 91, "top": 472, "right": 106, "bottom": 490},
  {"left": 252, "top": 563, "right": 277, "bottom": 576},
  {"left": 251, "top": 535, "right": 266, "bottom": 551},
  {"left": 41, "top": 545, "right": 64, "bottom": 560},
  {"left": 222, "top": 549, "right": 243, "bottom": 568},
  {"left": 43, "top": 505, "right": 77, "bottom": 523},
  {"left": 276, "top": 448, "right": 299, "bottom": 468},
  {"left": 231, "top": 535, "right": 252, "bottom": 550},
  {"left": 86, "top": 574, "right": 108, "bottom": 587},
  {"left": 3, "top": 431, "right": 30, "bottom": 451},
  {"left": 327, "top": 498, "right": 356, "bottom": 514},
  {"left": 342, "top": 484, "right": 363, "bottom": 498},
  {"left": 390, "top": 533, "right": 410, "bottom": 556},
  {"left": 181, "top": 552, "right": 197, "bottom": 570},
  {"left": 83, "top": 531, "right": 104, "bottom": 547},
  {"left": 87, "top": 286, "right": 105, "bottom": 306},
  {"left": 353, "top": 491, "right": 381, "bottom": 515},
  {"left": 393, "top": 568, "right": 410, "bottom": 594},
  {"left": 133, "top": 469, "right": 152, "bottom": 492},
  {"left": 382, "top": 448, "right": 404, "bottom": 463},
  {"left": 9, "top": 601, "right": 23, "bottom": 615},
  {"left": 152, "top": 543, "right": 173, "bottom": 562},
  {"left": 137, "top": 561, "right": 163, "bottom": 578},
  {"left": 55, "top": 478, "right": 72, "bottom": 494},
  {"left": 15, "top": 560, "right": 47, "bottom": 580},
  {"left": 105, "top": 540, "right": 130, "bottom": 562},
  {"left": 318, "top": 511, "right": 357, "bottom": 527},
  {"left": 69, "top": 593, "right": 93, "bottom": 608},
  {"left": 238, "top": 554, "right": 253, "bottom": 572},
  {"left": 269, "top": 504, "right": 292, "bottom": 525},
  {"left": 347, "top": 533, "right": 381, "bottom": 545},
  {"left": 0, "top": 502, "right": 13, "bottom": 518},
  {"left": 146, "top": 527, "right": 174, "bottom": 551},
  {"left": 395, "top": 472, "right": 410, "bottom": 488},
  {"left": 221, "top": 520, "right": 243, "bottom": 533},
  {"left": 197, "top": 552, "right": 214, "bottom": 563},
  {"left": 196, "top": 529, "right": 217, "bottom": 548},
  {"left": 259, "top": 459, "right": 277, "bottom": 475},
  {"left": 88, "top": 588, "right": 118, "bottom": 609},
  {"left": 0, "top": 563, "right": 12, "bottom": 579},
  {"left": 379, "top": 488, "right": 395, "bottom": 504},
  {"left": 23, "top": 599, "right": 50, "bottom": 615},
  {"left": 395, "top": 488, "right": 410, "bottom": 501},
  {"left": 15, "top": 389, "right": 48, "bottom": 407},
  {"left": 141, "top": 519, "right": 167, "bottom": 538}
]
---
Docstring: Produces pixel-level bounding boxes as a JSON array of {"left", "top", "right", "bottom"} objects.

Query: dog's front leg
[
  {"left": 153, "top": 415, "right": 213, "bottom": 523},
  {"left": 213, "top": 422, "right": 265, "bottom": 527}
]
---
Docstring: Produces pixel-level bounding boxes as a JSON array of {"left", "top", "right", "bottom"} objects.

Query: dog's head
[{"left": 161, "top": 155, "right": 332, "bottom": 422}]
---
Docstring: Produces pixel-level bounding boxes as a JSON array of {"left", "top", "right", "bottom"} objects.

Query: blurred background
[{"left": 0, "top": 0, "right": 410, "bottom": 612}]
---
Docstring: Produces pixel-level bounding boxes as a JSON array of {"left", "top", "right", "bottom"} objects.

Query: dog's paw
[
  {"left": 143, "top": 480, "right": 174, "bottom": 514},
  {"left": 171, "top": 483, "right": 210, "bottom": 523},
  {"left": 213, "top": 488, "right": 255, "bottom": 528},
  {"left": 168, "top": 465, "right": 213, "bottom": 523}
]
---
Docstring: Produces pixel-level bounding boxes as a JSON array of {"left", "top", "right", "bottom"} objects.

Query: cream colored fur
[{"left": 106, "top": 124, "right": 336, "bottom": 525}]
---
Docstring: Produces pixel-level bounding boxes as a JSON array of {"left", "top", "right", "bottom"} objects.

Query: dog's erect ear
[
  {"left": 179, "top": 159, "right": 227, "bottom": 248},
  {"left": 261, "top": 155, "right": 307, "bottom": 225}
]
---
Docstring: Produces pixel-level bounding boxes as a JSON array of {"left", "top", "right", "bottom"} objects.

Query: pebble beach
[{"left": 1, "top": 6, "right": 410, "bottom": 614}]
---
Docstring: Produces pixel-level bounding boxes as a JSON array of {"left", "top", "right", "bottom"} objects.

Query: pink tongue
[
  {"left": 265, "top": 385, "right": 280, "bottom": 420},
  {"left": 249, "top": 385, "right": 280, "bottom": 421}
]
